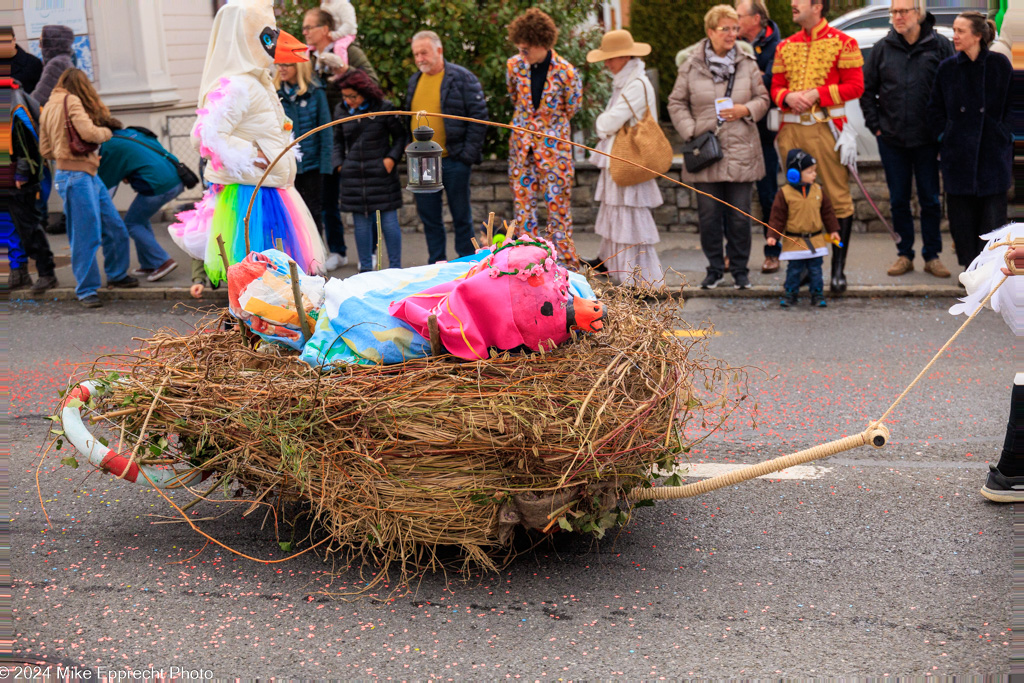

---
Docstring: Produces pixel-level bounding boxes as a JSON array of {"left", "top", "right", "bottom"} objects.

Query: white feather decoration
[
  {"left": 194, "top": 77, "right": 260, "bottom": 180},
  {"left": 949, "top": 223, "right": 1024, "bottom": 336}
]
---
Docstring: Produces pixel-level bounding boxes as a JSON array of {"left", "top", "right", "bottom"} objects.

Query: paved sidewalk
[{"left": 8, "top": 222, "right": 964, "bottom": 303}]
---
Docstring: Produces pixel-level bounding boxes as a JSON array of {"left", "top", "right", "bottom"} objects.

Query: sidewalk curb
[
  {"left": 673, "top": 284, "right": 964, "bottom": 300},
  {"left": 10, "top": 287, "right": 230, "bottom": 302},
  {"left": 9, "top": 284, "right": 963, "bottom": 304}
]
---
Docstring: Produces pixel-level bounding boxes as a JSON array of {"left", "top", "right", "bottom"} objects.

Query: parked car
[{"left": 831, "top": 4, "right": 970, "bottom": 32}]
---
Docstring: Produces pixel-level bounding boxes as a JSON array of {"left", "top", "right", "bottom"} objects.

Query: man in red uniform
[{"left": 771, "top": 0, "right": 864, "bottom": 293}]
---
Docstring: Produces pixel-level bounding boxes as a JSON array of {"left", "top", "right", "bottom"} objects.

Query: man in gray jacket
[{"left": 861, "top": 0, "right": 953, "bottom": 279}]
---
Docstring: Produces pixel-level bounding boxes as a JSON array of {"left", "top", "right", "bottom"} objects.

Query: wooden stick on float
[
  {"left": 288, "top": 260, "right": 311, "bottom": 343},
  {"left": 375, "top": 210, "right": 384, "bottom": 271},
  {"left": 215, "top": 235, "right": 231, "bottom": 275},
  {"left": 426, "top": 314, "right": 442, "bottom": 356}
]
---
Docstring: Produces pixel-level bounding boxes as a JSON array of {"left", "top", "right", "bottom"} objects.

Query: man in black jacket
[
  {"left": 0, "top": 27, "right": 43, "bottom": 93},
  {"left": 736, "top": 0, "right": 782, "bottom": 274},
  {"left": 861, "top": 1, "right": 954, "bottom": 279},
  {"left": 406, "top": 30, "right": 488, "bottom": 264}
]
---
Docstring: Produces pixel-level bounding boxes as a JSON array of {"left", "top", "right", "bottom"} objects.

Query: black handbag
[
  {"left": 681, "top": 70, "right": 736, "bottom": 174},
  {"left": 120, "top": 128, "right": 200, "bottom": 190}
]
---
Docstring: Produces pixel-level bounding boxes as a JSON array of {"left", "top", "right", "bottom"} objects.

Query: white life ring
[{"left": 59, "top": 381, "right": 211, "bottom": 488}]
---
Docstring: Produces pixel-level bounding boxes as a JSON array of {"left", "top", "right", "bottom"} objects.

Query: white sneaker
[
  {"left": 338, "top": 254, "right": 348, "bottom": 267},
  {"left": 371, "top": 254, "right": 377, "bottom": 269},
  {"left": 324, "top": 253, "right": 342, "bottom": 271}
]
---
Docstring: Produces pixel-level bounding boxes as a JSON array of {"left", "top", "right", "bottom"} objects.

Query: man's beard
[{"left": 417, "top": 64, "right": 434, "bottom": 74}]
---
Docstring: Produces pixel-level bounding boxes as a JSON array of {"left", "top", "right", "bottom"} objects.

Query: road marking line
[
  {"left": 656, "top": 463, "right": 831, "bottom": 480},
  {"left": 665, "top": 330, "right": 721, "bottom": 338}
]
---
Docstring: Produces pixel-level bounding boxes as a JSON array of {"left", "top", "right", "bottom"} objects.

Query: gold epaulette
[{"left": 837, "top": 39, "right": 864, "bottom": 69}]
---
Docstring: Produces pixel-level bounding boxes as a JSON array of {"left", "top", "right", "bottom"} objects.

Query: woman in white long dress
[{"left": 585, "top": 30, "right": 664, "bottom": 288}]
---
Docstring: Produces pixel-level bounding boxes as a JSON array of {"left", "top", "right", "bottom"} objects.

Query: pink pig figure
[{"left": 390, "top": 238, "right": 606, "bottom": 360}]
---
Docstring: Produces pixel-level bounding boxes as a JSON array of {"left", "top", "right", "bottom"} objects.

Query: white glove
[{"left": 831, "top": 122, "right": 858, "bottom": 167}]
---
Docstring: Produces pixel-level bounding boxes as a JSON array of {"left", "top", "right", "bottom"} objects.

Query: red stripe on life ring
[
  {"left": 99, "top": 453, "right": 140, "bottom": 483},
  {"left": 63, "top": 385, "right": 91, "bottom": 407}
]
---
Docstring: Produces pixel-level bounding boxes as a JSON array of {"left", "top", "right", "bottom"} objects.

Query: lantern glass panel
[{"left": 420, "top": 158, "right": 439, "bottom": 184}]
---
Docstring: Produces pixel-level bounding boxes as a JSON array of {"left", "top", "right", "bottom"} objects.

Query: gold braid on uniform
[
  {"left": 837, "top": 40, "right": 865, "bottom": 69},
  {"left": 776, "top": 37, "right": 843, "bottom": 91}
]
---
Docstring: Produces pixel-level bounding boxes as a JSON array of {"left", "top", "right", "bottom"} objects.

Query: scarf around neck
[
  {"left": 609, "top": 57, "right": 646, "bottom": 105},
  {"left": 704, "top": 41, "right": 737, "bottom": 83}
]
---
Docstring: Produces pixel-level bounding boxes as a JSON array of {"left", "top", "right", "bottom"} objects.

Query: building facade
[{"left": 4, "top": 0, "right": 217, "bottom": 209}]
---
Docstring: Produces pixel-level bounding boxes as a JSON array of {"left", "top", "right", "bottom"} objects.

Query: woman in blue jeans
[
  {"left": 38, "top": 69, "right": 135, "bottom": 306},
  {"left": 331, "top": 69, "right": 406, "bottom": 271}
]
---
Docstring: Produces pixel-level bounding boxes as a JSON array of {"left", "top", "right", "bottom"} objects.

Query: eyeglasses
[
  {"left": 301, "top": 24, "right": 324, "bottom": 31},
  {"left": 518, "top": 46, "right": 531, "bottom": 55},
  {"left": 888, "top": 8, "right": 917, "bottom": 17},
  {"left": 714, "top": 25, "right": 742, "bottom": 33},
  {"left": 342, "top": 93, "right": 361, "bottom": 101}
]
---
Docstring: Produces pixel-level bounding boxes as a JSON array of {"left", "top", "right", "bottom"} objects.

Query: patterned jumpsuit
[{"left": 506, "top": 50, "right": 582, "bottom": 268}]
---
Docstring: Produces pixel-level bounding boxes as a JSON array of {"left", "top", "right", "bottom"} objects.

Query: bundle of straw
[{"left": 73, "top": 284, "right": 744, "bottom": 576}]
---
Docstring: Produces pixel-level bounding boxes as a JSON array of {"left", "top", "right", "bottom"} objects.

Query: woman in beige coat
[{"left": 668, "top": 4, "right": 769, "bottom": 290}]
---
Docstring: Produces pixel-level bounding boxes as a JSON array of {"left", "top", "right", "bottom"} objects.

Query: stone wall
[{"left": 394, "top": 159, "right": 947, "bottom": 237}]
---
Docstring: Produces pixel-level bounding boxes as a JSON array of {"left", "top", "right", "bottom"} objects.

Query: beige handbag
[{"left": 609, "top": 85, "right": 673, "bottom": 187}]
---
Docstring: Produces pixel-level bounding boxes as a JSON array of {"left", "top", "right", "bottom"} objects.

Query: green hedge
[
  {"left": 630, "top": 0, "right": 862, "bottom": 111},
  {"left": 630, "top": 0, "right": 801, "bottom": 110},
  {"left": 276, "top": 1, "right": 610, "bottom": 159}
]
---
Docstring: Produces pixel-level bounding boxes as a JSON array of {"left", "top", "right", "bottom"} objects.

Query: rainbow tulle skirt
[{"left": 169, "top": 183, "right": 326, "bottom": 286}]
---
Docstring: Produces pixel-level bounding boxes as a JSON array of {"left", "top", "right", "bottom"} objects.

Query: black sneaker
[
  {"left": 980, "top": 464, "right": 1024, "bottom": 503},
  {"left": 733, "top": 273, "right": 752, "bottom": 290},
  {"left": 780, "top": 291, "right": 798, "bottom": 308},
  {"left": 107, "top": 275, "right": 140, "bottom": 289},
  {"left": 811, "top": 291, "right": 827, "bottom": 307},
  {"left": 79, "top": 294, "right": 103, "bottom": 308},
  {"left": 700, "top": 273, "right": 725, "bottom": 289}
]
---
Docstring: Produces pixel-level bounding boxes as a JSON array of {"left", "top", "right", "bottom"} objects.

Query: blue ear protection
[{"left": 786, "top": 168, "right": 801, "bottom": 184}]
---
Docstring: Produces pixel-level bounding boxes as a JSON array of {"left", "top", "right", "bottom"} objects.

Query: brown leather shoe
[
  {"left": 923, "top": 258, "right": 951, "bottom": 278},
  {"left": 887, "top": 256, "right": 914, "bottom": 276},
  {"left": 761, "top": 256, "right": 780, "bottom": 274}
]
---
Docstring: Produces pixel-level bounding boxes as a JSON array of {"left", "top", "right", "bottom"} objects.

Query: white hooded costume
[
  {"left": 950, "top": 223, "right": 1023, "bottom": 500},
  {"left": 169, "top": 0, "right": 326, "bottom": 286}
]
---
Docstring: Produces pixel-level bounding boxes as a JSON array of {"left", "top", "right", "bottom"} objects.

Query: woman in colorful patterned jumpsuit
[{"left": 505, "top": 8, "right": 582, "bottom": 268}]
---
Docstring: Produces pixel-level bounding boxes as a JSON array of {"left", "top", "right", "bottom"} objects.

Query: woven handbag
[{"left": 609, "top": 84, "right": 673, "bottom": 187}]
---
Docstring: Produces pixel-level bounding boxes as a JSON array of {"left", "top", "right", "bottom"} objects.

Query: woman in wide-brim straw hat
[{"left": 583, "top": 29, "right": 665, "bottom": 288}]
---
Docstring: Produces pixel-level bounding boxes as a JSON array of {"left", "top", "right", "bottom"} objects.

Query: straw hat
[{"left": 586, "top": 29, "right": 651, "bottom": 63}]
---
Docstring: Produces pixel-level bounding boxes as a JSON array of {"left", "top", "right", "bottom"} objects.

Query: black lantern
[{"left": 405, "top": 125, "right": 444, "bottom": 194}]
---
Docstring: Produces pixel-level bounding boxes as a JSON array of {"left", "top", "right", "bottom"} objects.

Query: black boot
[
  {"left": 8, "top": 266, "right": 32, "bottom": 290},
  {"left": 830, "top": 217, "right": 853, "bottom": 295}
]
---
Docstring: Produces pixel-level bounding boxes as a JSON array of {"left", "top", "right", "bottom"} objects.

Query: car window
[
  {"left": 844, "top": 16, "right": 893, "bottom": 30},
  {"left": 860, "top": 46, "right": 872, "bottom": 63},
  {"left": 932, "top": 13, "right": 960, "bottom": 27}
]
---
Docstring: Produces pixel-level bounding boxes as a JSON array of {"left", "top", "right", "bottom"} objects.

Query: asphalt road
[{"left": 10, "top": 297, "right": 1014, "bottom": 679}]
